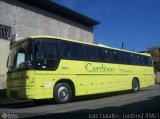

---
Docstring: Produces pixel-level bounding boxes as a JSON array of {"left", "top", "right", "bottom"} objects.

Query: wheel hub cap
[{"left": 58, "top": 86, "right": 69, "bottom": 100}]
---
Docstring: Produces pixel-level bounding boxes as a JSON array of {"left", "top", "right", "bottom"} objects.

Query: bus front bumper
[{"left": 7, "top": 87, "right": 34, "bottom": 99}]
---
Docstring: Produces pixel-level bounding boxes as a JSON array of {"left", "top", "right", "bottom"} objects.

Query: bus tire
[
  {"left": 54, "top": 83, "right": 72, "bottom": 104},
  {"left": 132, "top": 79, "right": 139, "bottom": 93}
]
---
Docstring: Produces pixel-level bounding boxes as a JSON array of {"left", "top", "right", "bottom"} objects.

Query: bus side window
[
  {"left": 61, "top": 42, "right": 72, "bottom": 59},
  {"left": 148, "top": 57, "right": 153, "bottom": 66},
  {"left": 47, "top": 43, "right": 58, "bottom": 60},
  {"left": 140, "top": 56, "right": 147, "bottom": 66},
  {"left": 83, "top": 45, "right": 94, "bottom": 61},
  {"left": 131, "top": 54, "right": 136, "bottom": 65},
  {"left": 103, "top": 49, "right": 113, "bottom": 63},
  {"left": 137, "top": 55, "right": 141, "bottom": 65},
  {"left": 119, "top": 51, "right": 125, "bottom": 64},
  {"left": 112, "top": 50, "right": 119, "bottom": 63},
  {"left": 132, "top": 54, "right": 140, "bottom": 65},
  {"left": 145, "top": 56, "right": 152, "bottom": 66},
  {"left": 71, "top": 43, "right": 82, "bottom": 60},
  {"left": 125, "top": 53, "right": 132, "bottom": 65},
  {"left": 93, "top": 47, "right": 103, "bottom": 61},
  {"left": 37, "top": 42, "right": 58, "bottom": 69}
]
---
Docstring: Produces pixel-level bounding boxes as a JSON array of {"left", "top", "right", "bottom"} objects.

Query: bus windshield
[{"left": 8, "top": 40, "right": 33, "bottom": 72}]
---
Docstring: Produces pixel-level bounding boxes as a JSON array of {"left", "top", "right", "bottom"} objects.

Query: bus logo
[{"left": 85, "top": 63, "right": 115, "bottom": 73}]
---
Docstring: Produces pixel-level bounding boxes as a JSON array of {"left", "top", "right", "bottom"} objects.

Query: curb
[
  {"left": 0, "top": 98, "right": 12, "bottom": 105},
  {"left": 0, "top": 98, "right": 29, "bottom": 105}
]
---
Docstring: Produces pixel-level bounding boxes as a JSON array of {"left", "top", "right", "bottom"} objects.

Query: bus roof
[{"left": 15, "top": 35, "right": 152, "bottom": 57}]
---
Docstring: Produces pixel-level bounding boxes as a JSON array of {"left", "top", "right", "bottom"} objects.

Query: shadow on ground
[
  {"left": 25, "top": 95, "right": 160, "bottom": 119},
  {"left": 1, "top": 89, "right": 159, "bottom": 119},
  {"left": 0, "top": 90, "right": 144, "bottom": 108}
]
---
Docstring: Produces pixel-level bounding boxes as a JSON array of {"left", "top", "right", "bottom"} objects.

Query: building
[{"left": 0, "top": 0, "right": 99, "bottom": 96}]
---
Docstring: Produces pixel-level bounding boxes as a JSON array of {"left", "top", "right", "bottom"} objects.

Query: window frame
[
  {"left": 71, "top": 42, "right": 83, "bottom": 60},
  {"left": 0, "top": 24, "right": 11, "bottom": 40},
  {"left": 83, "top": 45, "right": 95, "bottom": 61},
  {"left": 34, "top": 38, "right": 60, "bottom": 70}
]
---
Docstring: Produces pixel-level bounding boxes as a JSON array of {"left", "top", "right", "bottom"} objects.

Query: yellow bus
[{"left": 7, "top": 36, "right": 155, "bottom": 103}]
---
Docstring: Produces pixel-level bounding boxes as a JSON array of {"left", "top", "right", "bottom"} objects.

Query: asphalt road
[{"left": 0, "top": 85, "right": 160, "bottom": 119}]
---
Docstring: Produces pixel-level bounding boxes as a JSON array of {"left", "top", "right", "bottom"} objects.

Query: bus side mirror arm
[
  {"left": 10, "top": 34, "right": 17, "bottom": 48},
  {"left": 6, "top": 55, "right": 9, "bottom": 68}
]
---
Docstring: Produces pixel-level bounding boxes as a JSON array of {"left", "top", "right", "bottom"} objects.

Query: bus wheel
[
  {"left": 132, "top": 79, "right": 139, "bottom": 93},
  {"left": 54, "top": 83, "right": 72, "bottom": 104}
]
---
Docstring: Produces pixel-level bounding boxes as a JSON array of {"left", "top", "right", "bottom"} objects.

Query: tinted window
[
  {"left": 37, "top": 42, "right": 58, "bottom": 69},
  {"left": 132, "top": 54, "right": 140, "bottom": 65},
  {"left": 140, "top": 56, "right": 147, "bottom": 66},
  {"left": 93, "top": 47, "right": 103, "bottom": 61},
  {"left": 111, "top": 50, "right": 119, "bottom": 63},
  {"left": 38, "top": 43, "right": 57, "bottom": 60},
  {"left": 83, "top": 45, "right": 95, "bottom": 61},
  {"left": 103, "top": 49, "right": 114, "bottom": 62},
  {"left": 125, "top": 53, "right": 132, "bottom": 64},
  {"left": 61, "top": 42, "right": 72, "bottom": 59},
  {"left": 72, "top": 43, "right": 82, "bottom": 60},
  {"left": 148, "top": 57, "right": 153, "bottom": 66},
  {"left": 145, "top": 56, "right": 153, "bottom": 66},
  {"left": 119, "top": 51, "right": 125, "bottom": 64}
]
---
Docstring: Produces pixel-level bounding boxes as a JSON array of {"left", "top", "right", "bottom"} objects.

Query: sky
[{"left": 53, "top": 0, "right": 160, "bottom": 52}]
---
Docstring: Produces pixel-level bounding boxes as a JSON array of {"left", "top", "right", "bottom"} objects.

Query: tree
[{"left": 147, "top": 46, "right": 160, "bottom": 72}]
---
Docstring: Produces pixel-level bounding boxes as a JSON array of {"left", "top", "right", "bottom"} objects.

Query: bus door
[{"left": 35, "top": 39, "right": 59, "bottom": 98}]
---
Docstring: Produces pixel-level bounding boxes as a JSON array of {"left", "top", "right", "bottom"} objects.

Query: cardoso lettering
[{"left": 85, "top": 63, "right": 115, "bottom": 72}]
